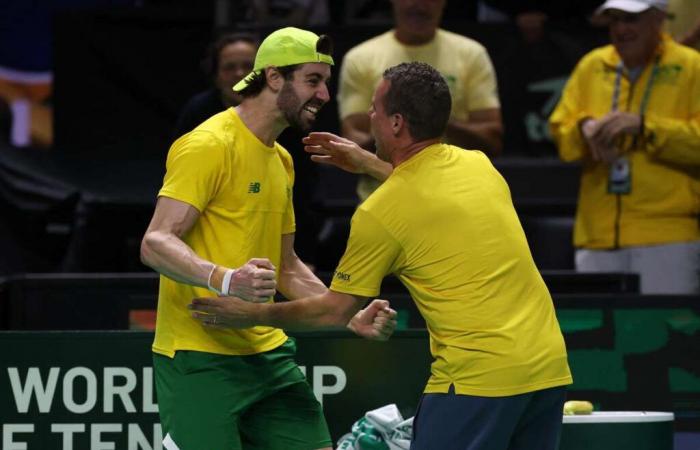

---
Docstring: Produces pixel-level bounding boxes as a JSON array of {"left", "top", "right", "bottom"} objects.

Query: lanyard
[
  {"left": 611, "top": 55, "right": 660, "bottom": 114},
  {"left": 607, "top": 56, "right": 660, "bottom": 196}
]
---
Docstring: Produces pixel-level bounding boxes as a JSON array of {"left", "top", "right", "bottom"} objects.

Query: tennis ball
[{"left": 563, "top": 400, "right": 594, "bottom": 415}]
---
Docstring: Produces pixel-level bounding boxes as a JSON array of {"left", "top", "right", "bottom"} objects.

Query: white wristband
[{"left": 221, "top": 269, "right": 236, "bottom": 296}]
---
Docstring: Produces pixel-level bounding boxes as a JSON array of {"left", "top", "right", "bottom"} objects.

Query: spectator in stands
[
  {"left": 549, "top": 0, "right": 700, "bottom": 294},
  {"left": 192, "top": 62, "right": 572, "bottom": 450},
  {"left": 141, "top": 27, "right": 395, "bottom": 450},
  {"left": 173, "top": 32, "right": 257, "bottom": 138},
  {"left": 666, "top": 0, "right": 700, "bottom": 50},
  {"left": 336, "top": 0, "right": 503, "bottom": 201}
]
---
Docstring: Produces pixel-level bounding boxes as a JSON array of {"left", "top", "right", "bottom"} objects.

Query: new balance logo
[{"left": 248, "top": 182, "right": 261, "bottom": 193}]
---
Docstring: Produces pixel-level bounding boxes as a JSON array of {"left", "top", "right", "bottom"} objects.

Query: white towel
[{"left": 336, "top": 404, "right": 413, "bottom": 450}]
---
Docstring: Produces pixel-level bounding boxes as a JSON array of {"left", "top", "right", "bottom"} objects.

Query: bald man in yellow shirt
[{"left": 191, "top": 61, "right": 572, "bottom": 450}]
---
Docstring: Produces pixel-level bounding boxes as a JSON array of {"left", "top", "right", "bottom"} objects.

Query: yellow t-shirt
[
  {"left": 337, "top": 29, "right": 501, "bottom": 200},
  {"left": 152, "top": 108, "right": 294, "bottom": 358},
  {"left": 330, "top": 144, "right": 572, "bottom": 396}
]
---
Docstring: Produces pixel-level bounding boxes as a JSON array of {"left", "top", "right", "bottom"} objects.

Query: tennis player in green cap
[{"left": 141, "top": 27, "right": 397, "bottom": 450}]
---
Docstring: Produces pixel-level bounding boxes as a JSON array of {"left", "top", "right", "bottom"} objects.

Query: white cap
[{"left": 596, "top": 0, "right": 668, "bottom": 14}]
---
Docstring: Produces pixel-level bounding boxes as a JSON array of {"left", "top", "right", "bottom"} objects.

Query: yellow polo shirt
[{"left": 331, "top": 144, "right": 572, "bottom": 396}]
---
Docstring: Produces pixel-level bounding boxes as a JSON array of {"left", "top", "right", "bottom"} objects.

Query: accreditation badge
[{"left": 608, "top": 156, "right": 631, "bottom": 194}]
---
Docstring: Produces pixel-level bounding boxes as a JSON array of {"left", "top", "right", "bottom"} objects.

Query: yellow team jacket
[{"left": 550, "top": 34, "right": 700, "bottom": 249}]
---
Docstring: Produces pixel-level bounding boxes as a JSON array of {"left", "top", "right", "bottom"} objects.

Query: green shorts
[{"left": 153, "top": 339, "right": 332, "bottom": 450}]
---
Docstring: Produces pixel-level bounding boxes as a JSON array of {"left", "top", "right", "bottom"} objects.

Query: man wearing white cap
[
  {"left": 141, "top": 27, "right": 396, "bottom": 450},
  {"left": 550, "top": 0, "right": 700, "bottom": 294}
]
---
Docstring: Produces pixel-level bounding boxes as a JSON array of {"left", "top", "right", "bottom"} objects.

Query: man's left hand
[
  {"left": 189, "top": 296, "right": 259, "bottom": 329},
  {"left": 347, "top": 299, "right": 398, "bottom": 341}
]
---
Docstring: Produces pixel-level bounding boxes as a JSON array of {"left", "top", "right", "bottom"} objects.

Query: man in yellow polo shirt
[
  {"left": 141, "top": 27, "right": 396, "bottom": 450},
  {"left": 191, "top": 62, "right": 572, "bottom": 450}
]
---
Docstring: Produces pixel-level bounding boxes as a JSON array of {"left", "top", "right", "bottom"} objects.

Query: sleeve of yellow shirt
[
  {"left": 644, "top": 115, "right": 700, "bottom": 165},
  {"left": 464, "top": 46, "right": 501, "bottom": 112},
  {"left": 337, "top": 51, "right": 374, "bottom": 120},
  {"left": 643, "top": 56, "right": 700, "bottom": 166},
  {"left": 330, "top": 208, "right": 402, "bottom": 298},
  {"left": 549, "top": 60, "right": 591, "bottom": 163},
  {"left": 158, "top": 131, "right": 228, "bottom": 212}
]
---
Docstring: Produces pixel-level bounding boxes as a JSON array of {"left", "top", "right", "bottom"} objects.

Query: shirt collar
[{"left": 601, "top": 32, "right": 670, "bottom": 69}]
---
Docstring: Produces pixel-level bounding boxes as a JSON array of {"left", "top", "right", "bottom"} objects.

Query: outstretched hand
[
  {"left": 302, "top": 132, "right": 374, "bottom": 174},
  {"left": 347, "top": 299, "right": 398, "bottom": 341}
]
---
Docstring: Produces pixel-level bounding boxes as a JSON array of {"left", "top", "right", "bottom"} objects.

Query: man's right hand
[{"left": 229, "top": 258, "right": 277, "bottom": 303}]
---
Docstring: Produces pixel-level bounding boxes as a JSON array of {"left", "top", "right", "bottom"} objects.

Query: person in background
[
  {"left": 549, "top": 0, "right": 700, "bottom": 294},
  {"left": 142, "top": 27, "right": 395, "bottom": 450},
  {"left": 666, "top": 0, "right": 700, "bottom": 50},
  {"left": 173, "top": 32, "right": 257, "bottom": 137},
  {"left": 191, "top": 61, "right": 571, "bottom": 450},
  {"left": 337, "top": 0, "right": 503, "bottom": 201}
]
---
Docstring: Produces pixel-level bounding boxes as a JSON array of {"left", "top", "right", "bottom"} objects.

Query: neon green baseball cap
[{"left": 232, "top": 27, "right": 334, "bottom": 92}]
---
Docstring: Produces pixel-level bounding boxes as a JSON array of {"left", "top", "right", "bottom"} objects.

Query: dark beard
[{"left": 277, "top": 81, "right": 320, "bottom": 132}]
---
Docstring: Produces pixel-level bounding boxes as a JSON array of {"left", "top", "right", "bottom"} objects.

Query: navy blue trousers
[{"left": 411, "top": 385, "right": 567, "bottom": 450}]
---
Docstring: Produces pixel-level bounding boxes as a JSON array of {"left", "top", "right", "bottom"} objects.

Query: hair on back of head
[
  {"left": 382, "top": 62, "right": 451, "bottom": 142},
  {"left": 316, "top": 34, "right": 333, "bottom": 57}
]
